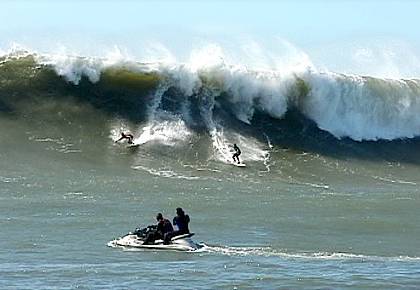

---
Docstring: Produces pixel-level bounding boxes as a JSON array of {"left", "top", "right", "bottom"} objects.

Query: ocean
[{"left": 1, "top": 50, "right": 420, "bottom": 289}]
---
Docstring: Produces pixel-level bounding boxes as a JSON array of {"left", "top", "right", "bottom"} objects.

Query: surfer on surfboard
[
  {"left": 115, "top": 132, "right": 134, "bottom": 144},
  {"left": 232, "top": 143, "right": 242, "bottom": 164}
]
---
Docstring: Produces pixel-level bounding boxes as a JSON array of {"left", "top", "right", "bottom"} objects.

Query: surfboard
[
  {"left": 227, "top": 160, "right": 246, "bottom": 167},
  {"left": 233, "top": 162, "right": 246, "bottom": 167},
  {"left": 127, "top": 143, "right": 140, "bottom": 148}
]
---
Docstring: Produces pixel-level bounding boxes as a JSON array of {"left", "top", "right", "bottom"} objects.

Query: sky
[{"left": 1, "top": 0, "right": 420, "bottom": 77}]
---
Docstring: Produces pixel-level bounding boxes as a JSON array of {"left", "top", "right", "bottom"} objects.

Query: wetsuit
[
  {"left": 157, "top": 218, "right": 174, "bottom": 238},
  {"left": 232, "top": 145, "right": 241, "bottom": 163},
  {"left": 144, "top": 219, "right": 173, "bottom": 245},
  {"left": 164, "top": 214, "right": 190, "bottom": 244},
  {"left": 116, "top": 133, "right": 134, "bottom": 144},
  {"left": 173, "top": 214, "right": 190, "bottom": 234}
]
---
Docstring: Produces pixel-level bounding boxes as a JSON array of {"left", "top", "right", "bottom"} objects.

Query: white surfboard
[
  {"left": 127, "top": 143, "right": 140, "bottom": 148},
  {"left": 233, "top": 162, "right": 246, "bottom": 167},
  {"left": 227, "top": 160, "right": 246, "bottom": 167}
]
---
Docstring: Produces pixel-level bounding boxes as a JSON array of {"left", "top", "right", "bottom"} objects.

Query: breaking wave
[{"left": 2, "top": 47, "right": 420, "bottom": 160}]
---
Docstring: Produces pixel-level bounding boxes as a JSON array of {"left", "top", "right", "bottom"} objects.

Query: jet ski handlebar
[{"left": 132, "top": 225, "right": 157, "bottom": 237}]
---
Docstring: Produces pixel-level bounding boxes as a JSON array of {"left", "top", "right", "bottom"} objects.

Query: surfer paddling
[
  {"left": 232, "top": 143, "right": 242, "bottom": 164},
  {"left": 115, "top": 132, "right": 134, "bottom": 144}
]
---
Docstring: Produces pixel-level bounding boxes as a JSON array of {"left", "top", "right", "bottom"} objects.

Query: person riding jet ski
[
  {"left": 143, "top": 213, "right": 173, "bottom": 245},
  {"left": 164, "top": 208, "right": 190, "bottom": 244},
  {"left": 108, "top": 209, "right": 201, "bottom": 251}
]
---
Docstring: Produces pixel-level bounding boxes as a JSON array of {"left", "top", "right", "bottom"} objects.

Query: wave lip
[{"left": 301, "top": 72, "right": 420, "bottom": 141}]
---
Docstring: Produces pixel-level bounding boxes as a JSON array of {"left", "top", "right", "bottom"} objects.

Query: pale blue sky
[{"left": 2, "top": 0, "right": 420, "bottom": 77}]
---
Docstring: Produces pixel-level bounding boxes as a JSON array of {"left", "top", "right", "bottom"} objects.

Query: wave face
[{"left": 2, "top": 50, "right": 420, "bottom": 145}]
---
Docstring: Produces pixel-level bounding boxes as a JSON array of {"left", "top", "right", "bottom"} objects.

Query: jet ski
[{"left": 108, "top": 225, "right": 203, "bottom": 251}]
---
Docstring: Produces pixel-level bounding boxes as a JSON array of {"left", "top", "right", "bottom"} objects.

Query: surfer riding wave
[
  {"left": 232, "top": 143, "right": 241, "bottom": 164},
  {"left": 115, "top": 132, "right": 134, "bottom": 144}
]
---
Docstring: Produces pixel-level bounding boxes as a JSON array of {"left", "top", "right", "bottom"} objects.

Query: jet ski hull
[{"left": 108, "top": 233, "right": 202, "bottom": 252}]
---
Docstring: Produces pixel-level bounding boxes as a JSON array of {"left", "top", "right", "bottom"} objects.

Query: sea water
[{"left": 1, "top": 51, "right": 420, "bottom": 289}]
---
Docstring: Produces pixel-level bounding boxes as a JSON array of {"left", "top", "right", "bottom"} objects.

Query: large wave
[{"left": 2, "top": 49, "right": 420, "bottom": 144}]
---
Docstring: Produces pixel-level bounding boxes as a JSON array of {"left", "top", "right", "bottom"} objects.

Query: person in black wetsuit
[
  {"left": 163, "top": 208, "right": 190, "bottom": 244},
  {"left": 232, "top": 143, "right": 241, "bottom": 164},
  {"left": 143, "top": 213, "right": 174, "bottom": 245},
  {"left": 115, "top": 132, "right": 134, "bottom": 144},
  {"left": 173, "top": 207, "right": 190, "bottom": 234}
]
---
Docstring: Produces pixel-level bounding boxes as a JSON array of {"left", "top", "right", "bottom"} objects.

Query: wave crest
[{"left": 2, "top": 50, "right": 420, "bottom": 142}]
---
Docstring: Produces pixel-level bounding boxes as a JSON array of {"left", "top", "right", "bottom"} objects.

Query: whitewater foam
[
  {"left": 135, "top": 119, "right": 191, "bottom": 146},
  {"left": 300, "top": 72, "right": 420, "bottom": 140},
  {"left": 37, "top": 53, "right": 103, "bottom": 85},
  {"left": 132, "top": 165, "right": 200, "bottom": 180}
]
